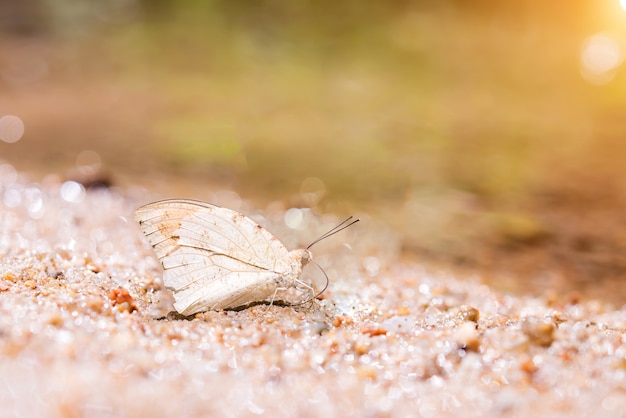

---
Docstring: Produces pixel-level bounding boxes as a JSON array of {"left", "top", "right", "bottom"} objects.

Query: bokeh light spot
[
  {"left": 25, "top": 188, "right": 44, "bottom": 219},
  {"left": 580, "top": 33, "right": 623, "bottom": 85},
  {"left": 0, "top": 115, "right": 25, "bottom": 143},
  {"left": 0, "top": 164, "right": 17, "bottom": 185},
  {"left": 76, "top": 150, "right": 102, "bottom": 171},
  {"left": 60, "top": 181, "right": 86, "bottom": 203},
  {"left": 300, "top": 177, "right": 326, "bottom": 206},
  {"left": 363, "top": 256, "right": 381, "bottom": 277},
  {"left": 3, "top": 188, "right": 21, "bottom": 208},
  {"left": 284, "top": 208, "right": 306, "bottom": 230}
]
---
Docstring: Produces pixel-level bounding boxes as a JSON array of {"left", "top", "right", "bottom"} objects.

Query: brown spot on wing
[{"left": 158, "top": 219, "right": 182, "bottom": 239}]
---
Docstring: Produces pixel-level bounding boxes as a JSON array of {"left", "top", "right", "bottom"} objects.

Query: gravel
[{"left": 1, "top": 165, "right": 626, "bottom": 417}]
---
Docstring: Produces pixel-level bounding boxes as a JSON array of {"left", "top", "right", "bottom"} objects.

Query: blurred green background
[{"left": 2, "top": 0, "right": 626, "bottom": 301}]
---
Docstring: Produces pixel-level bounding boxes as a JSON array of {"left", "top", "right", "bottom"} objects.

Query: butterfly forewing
[
  {"left": 134, "top": 199, "right": 293, "bottom": 314},
  {"left": 135, "top": 199, "right": 289, "bottom": 267}
]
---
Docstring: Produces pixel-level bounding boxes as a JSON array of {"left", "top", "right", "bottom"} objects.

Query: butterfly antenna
[
  {"left": 306, "top": 216, "right": 360, "bottom": 250},
  {"left": 311, "top": 262, "right": 329, "bottom": 299}
]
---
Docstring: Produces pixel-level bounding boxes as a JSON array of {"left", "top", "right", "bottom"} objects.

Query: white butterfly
[{"left": 135, "top": 199, "right": 358, "bottom": 315}]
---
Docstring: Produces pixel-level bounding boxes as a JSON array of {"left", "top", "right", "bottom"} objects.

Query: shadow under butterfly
[{"left": 135, "top": 199, "right": 359, "bottom": 316}]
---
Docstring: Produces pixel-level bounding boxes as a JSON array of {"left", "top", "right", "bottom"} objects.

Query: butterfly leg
[
  {"left": 292, "top": 262, "right": 329, "bottom": 306},
  {"left": 264, "top": 285, "right": 291, "bottom": 312},
  {"left": 294, "top": 278, "right": 315, "bottom": 301}
]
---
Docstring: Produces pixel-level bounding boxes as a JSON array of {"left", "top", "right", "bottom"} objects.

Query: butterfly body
[{"left": 135, "top": 199, "right": 312, "bottom": 315}]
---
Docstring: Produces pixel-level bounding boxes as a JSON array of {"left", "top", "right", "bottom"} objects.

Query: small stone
[
  {"left": 108, "top": 288, "right": 137, "bottom": 313},
  {"left": 47, "top": 313, "right": 64, "bottom": 327},
  {"left": 522, "top": 317, "right": 556, "bottom": 347},
  {"left": 453, "top": 321, "right": 480, "bottom": 352},
  {"left": 361, "top": 326, "right": 387, "bottom": 337},
  {"left": 332, "top": 315, "right": 354, "bottom": 328},
  {"left": 520, "top": 356, "right": 538, "bottom": 374},
  {"left": 307, "top": 321, "right": 330, "bottom": 335},
  {"left": 356, "top": 366, "right": 377, "bottom": 379},
  {"left": 85, "top": 297, "right": 104, "bottom": 313},
  {"left": 355, "top": 343, "right": 370, "bottom": 355},
  {"left": 397, "top": 306, "right": 410, "bottom": 316},
  {"left": 457, "top": 305, "right": 480, "bottom": 322},
  {"left": 612, "top": 358, "right": 626, "bottom": 370}
]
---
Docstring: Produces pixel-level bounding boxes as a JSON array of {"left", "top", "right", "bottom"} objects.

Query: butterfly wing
[{"left": 134, "top": 199, "right": 291, "bottom": 314}]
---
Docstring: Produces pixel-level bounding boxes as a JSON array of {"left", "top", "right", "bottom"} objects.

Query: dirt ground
[{"left": 1, "top": 169, "right": 626, "bottom": 417}]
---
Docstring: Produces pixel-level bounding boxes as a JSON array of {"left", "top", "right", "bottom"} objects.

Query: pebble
[
  {"left": 522, "top": 317, "right": 556, "bottom": 348},
  {"left": 453, "top": 321, "right": 480, "bottom": 352}
]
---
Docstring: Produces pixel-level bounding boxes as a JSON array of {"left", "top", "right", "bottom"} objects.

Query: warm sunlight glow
[
  {"left": 621, "top": 0, "right": 626, "bottom": 12},
  {"left": 580, "top": 33, "right": 623, "bottom": 85}
]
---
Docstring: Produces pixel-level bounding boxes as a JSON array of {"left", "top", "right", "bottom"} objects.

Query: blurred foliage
[{"left": 3, "top": 1, "right": 626, "bottom": 281}]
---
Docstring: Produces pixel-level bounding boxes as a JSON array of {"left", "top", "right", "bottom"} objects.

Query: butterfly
[{"left": 134, "top": 199, "right": 358, "bottom": 315}]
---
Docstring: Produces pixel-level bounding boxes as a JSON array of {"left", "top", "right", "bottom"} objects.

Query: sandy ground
[{"left": 1, "top": 166, "right": 626, "bottom": 418}]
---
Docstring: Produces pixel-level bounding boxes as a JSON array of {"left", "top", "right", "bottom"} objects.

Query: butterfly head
[{"left": 291, "top": 248, "right": 312, "bottom": 268}]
